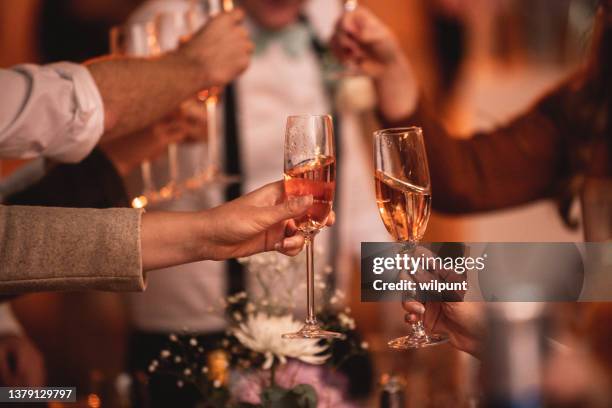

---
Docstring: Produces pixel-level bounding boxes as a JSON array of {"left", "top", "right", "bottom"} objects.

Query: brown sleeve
[
  {"left": 0, "top": 205, "right": 145, "bottom": 294},
  {"left": 381, "top": 88, "right": 570, "bottom": 214}
]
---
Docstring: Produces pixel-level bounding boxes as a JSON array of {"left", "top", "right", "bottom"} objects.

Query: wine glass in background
[
  {"left": 325, "top": 0, "right": 361, "bottom": 80},
  {"left": 373, "top": 127, "right": 448, "bottom": 349},
  {"left": 344, "top": 0, "right": 358, "bottom": 12},
  {"left": 110, "top": 22, "right": 161, "bottom": 208},
  {"left": 193, "top": 0, "right": 238, "bottom": 186},
  {"left": 157, "top": 9, "right": 194, "bottom": 197},
  {"left": 281, "top": 115, "right": 343, "bottom": 340}
]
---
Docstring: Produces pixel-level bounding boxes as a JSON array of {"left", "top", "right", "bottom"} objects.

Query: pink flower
[{"left": 232, "top": 360, "right": 358, "bottom": 408}]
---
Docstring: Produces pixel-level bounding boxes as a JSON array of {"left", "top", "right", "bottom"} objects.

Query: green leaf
[
  {"left": 289, "top": 384, "right": 317, "bottom": 408},
  {"left": 261, "top": 385, "right": 290, "bottom": 406},
  {"left": 260, "top": 384, "right": 318, "bottom": 408}
]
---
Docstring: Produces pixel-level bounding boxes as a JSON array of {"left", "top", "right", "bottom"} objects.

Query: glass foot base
[
  {"left": 388, "top": 333, "right": 448, "bottom": 350},
  {"left": 282, "top": 323, "right": 345, "bottom": 340}
]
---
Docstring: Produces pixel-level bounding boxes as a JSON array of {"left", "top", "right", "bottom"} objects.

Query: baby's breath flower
[{"left": 338, "top": 313, "right": 356, "bottom": 330}]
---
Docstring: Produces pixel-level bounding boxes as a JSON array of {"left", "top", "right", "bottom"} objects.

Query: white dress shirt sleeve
[
  {"left": 0, "top": 303, "right": 22, "bottom": 336},
  {"left": 0, "top": 62, "right": 105, "bottom": 163}
]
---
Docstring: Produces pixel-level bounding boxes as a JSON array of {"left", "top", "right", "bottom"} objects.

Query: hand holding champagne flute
[
  {"left": 282, "top": 115, "right": 343, "bottom": 340},
  {"left": 374, "top": 127, "right": 448, "bottom": 349}
]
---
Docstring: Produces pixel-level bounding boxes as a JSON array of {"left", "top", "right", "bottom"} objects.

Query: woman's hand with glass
[
  {"left": 403, "top": 301, "right": 487, "bottom": 357},
  {"left": 331, "top": 5, "right": 403, "bottom": 77},
  {"left": 330, "top": 6, "right": 418, "bottom": 122}
]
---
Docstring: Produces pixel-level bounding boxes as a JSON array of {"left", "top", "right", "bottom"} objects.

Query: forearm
[
  {"left": 140, "top": 211, "right": 206, "bottom": 271},
  {"left": 87, "top": 52, "right": 205, "bottom": 142},
  {"left": 373, "top": 56, "right": 419, "bottom": 123},
  {"left": 381, "top": 100, "right": 564, "bottom": 214}
]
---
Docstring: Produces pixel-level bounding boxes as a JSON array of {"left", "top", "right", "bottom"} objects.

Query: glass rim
[
  {"left": 374, "top": 126, "right": 423, "bottom": 138},
  {"left": 287, "top": 114, "right": 333, "bottom": 120}
]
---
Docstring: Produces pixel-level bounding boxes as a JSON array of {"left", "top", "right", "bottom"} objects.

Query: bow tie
[{"left": 252, "top": 23, "right": 311, "bottom": 59}]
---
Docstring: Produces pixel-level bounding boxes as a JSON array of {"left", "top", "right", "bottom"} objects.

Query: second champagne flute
[
  {"left": 373, "top": 127, "right": 448, "bottom": 349},
  {"left": 282, "top": 115, "right": 343, "bottom": 340}
]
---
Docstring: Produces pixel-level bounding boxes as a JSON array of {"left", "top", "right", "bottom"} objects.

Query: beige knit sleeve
[{"left": 0, "top": 205, "right": 144, "bottom": 294}]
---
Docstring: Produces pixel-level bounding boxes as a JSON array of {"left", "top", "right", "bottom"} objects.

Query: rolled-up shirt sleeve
[{"left": 0, "top": 62, "right": 104, "bottom": 163}]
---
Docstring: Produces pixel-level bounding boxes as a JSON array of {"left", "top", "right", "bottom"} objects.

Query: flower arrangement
[{"left": 148, "top": 250, "right": 369, "bottom": 407}]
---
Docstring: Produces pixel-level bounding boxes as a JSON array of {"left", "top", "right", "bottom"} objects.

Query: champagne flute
[
  {"left": 344, "top": 0, "right": 358, "bottom": 12},
  {"left": 157, "top": 10, "right": 193, "bottom": 197},
  {"left": 327, "top": 0, "right": 361, "bottom": 80},
  {"left": 110, "top": 22, "right": 161, "bottom": 208},
  {"left": 373, "top": 127, "right": 448, "bottom": 349},
  {"left": 282, "top": 115, "right": 343, "bottom": 339},
  {"left": 190, "top": 0, "right": 238, "bottom": 186}
]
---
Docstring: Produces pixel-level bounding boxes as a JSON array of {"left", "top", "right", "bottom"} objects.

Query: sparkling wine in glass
[
  {"left": 373, "top": 127, "right": 447, "bottom": 349},
  {"left": 282, "top": 115, "right": 343, "bottom": 340}
]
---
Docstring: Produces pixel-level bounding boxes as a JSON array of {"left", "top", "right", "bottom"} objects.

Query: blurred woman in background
[{"left": 332, "top": 0, "right": 612, "bottom": 390}]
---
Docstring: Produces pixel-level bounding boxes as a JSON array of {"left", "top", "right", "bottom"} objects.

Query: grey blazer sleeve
[{"left": 0, "top": 205, "right": 144, "bottom": 294}]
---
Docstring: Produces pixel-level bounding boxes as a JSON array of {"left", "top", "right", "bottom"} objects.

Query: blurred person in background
[
  {"left": 332, "top": 0, "right": 612, "bottom": 397},
  {"left": 116, "top": 0, "right": 387, "bottom": 405},
  {"left": 332, "top": 1, "right": 609, "bottom": 229}
]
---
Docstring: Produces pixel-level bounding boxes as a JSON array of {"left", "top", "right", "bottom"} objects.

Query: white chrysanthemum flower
[{"left": 232, "top": 314, "right": 330, "bottom": 370}]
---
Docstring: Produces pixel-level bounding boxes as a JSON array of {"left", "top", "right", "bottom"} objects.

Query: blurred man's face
[{"left": 240, "top": 0, "right": 306, "bottom": 31}]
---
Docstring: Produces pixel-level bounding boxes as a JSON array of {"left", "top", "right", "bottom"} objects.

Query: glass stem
[
  {"left": 401, "top": 241, "right": 427, "bottom": 338},
  {"left": 168, "top": 143, "right": 178, "bottom": 185},
  {"left": 205, "top": 95, "right": 218, "bottom": 177},
  {"left": 141, "top": 160, "right": 154, "bottom": 194},
  {"left": 305, "top": 231, "right": 317, "bottom": 325},
  {"left": 411, "top": 320, "right": 427, "bottom": 339}
]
